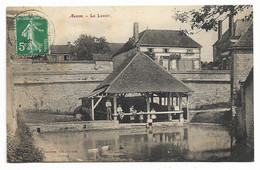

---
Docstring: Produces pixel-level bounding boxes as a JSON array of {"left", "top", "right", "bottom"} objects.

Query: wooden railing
[
  {"left": 112, "top": 110, "right": 185, "bottom": 123},
  {"left": 114, "top": 111, "right": 183, "bottom": 116}
]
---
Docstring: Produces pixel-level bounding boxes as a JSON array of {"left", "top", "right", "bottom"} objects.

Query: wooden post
[
  {"left": 151, "top": 93, "right": 154, "bottom": 103},
  {"left": 179, "top": 94, "right": 184, "bottom": 122},
  {"left": 113, "top": 94, "right": 117, "bottom": 121},
  {"left": 167, "top": 92, "right": 172, "bottom": 121},
  {"left": 91, "top": 97, "right": 95, "bottom": 121},
  {"left": 187, "top": 95, "right": 190, "bottom": 122},
  {"left": 146, "top": 93, "right": 151, "bottom": 122},
  {"left": 179, "top": 95, "right": 183, "bottom": 111}
]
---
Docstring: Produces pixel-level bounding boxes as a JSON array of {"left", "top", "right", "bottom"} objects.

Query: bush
[
  {"left": 7, "top": 116, "right": 44, "bottom": 162},
  {"left": 195, "top": 102, "right": 230, "bottom": 110}
]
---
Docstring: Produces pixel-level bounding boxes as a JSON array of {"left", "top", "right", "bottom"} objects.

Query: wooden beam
[
  {"left": 94, "top": 96, "right": 103, "bottom": 109},
  {"left": 140, "top": 93, "right": 146, "bottom": 98},
  {"left": 167, "top": 92, "right": 172, "bottom": 121},
  {"left": 179, "top": 95, "right": 183, "bottom": 110},
  {"left": 146, "top": 93, "right": 151, "bottom": 121},
  {"left": 176, "top": 96, "right": 179, "bottom": 106},
  {"left": 187, "top": 95, "right": 190, "bottom": 122},
  {"left": 91, "top": 97, "right": 95, "bottom": 121},
  {"left": 113, "top": 94, "right": 117, "bottom": 115},
  {"left": 151, "top": 93, "right": 154, "bottom": 103},
  {"left": 112, "top": 94, "right": 118, "bottom": 121},
  {"left": 167, "top": 93, "right": 171, "bottom": 111},
  {"left": 121, "top": 110, "right": 183, "bottom": 115},
  {"left": 146, "top": 93, "right": 150, "bottom": 112},
  {"left": 179, "top": 94, "right": 184, "bottom": 122}
]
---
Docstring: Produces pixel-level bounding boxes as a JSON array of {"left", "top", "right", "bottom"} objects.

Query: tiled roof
[
  {"left": 114, "top": 29, "right": 202, "bottom": 56},
  {"left": 95, "top": 51, "right": 193, "bottom": 94},
  {"left": 137, "top": 29, "right": 202, "bottom": 48},
  {"left": 50, "top": 45, "right": 70, "bottom": 54},
  {"left": 213, "top": 19, "right": 251, "bottom": 46},
  {"left": 108, "top": 43, "right": 124, "bottom": 55}
]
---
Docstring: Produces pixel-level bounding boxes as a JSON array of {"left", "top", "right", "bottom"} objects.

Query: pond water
[{"left": 33, "top": 124, "right": 232, "bottom": 162}]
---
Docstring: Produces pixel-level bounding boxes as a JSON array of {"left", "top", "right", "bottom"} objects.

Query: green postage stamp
[{"left": 16, "top": 15, "right": 49, "bottom": 55}]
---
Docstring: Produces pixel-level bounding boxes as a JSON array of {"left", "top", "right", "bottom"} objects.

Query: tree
[
  {"left": 173, "top": 5, "right": 253, "bottom": 34},
  {"left": 201, "top": 61, "right": 221, "bottom": 70},
  {"left": 72, "top": 34, "right": 110, "bottom": 60}
]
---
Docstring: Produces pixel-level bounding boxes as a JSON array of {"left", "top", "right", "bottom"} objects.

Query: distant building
[
  {"left": 48, "top": 42, "right": 73, "bottom": 61},
  {"left": 213, "top": 19, "right": 251, "bottom": 70},
  {"left": 113, "top": 22, "right": 202, "bottom": 71}
]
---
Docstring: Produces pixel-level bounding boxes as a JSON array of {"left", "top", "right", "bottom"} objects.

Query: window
[
  {"left": 170, "top": 60, "right": 177, "bottom": 70},
  {"left": 147, "top": 48, "right": 154, "bottom": 53},
  {"left": 64, "top": 55, "right": 68, "bottom": 61},
  {"left": 159, "top": 59, "right": 163, "bottom": 66},
  {"left": 159, "top": 56, "right": 170, "bottom": 70},
  {"left": 193, "top": 60, "right": 200, "bottom": 69},
  {"left": 163, "top": 48, "right": 169, "bottom": 53},
  {"left": 187, "top": 49, "right": 193, "bottom": 54},
  {"left": 162, "top": 59, "right": 168, "bottom": 70}
]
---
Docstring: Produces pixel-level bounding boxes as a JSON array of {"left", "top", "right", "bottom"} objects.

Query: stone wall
[
  {"left": 244, "top": 75, "right": 254, "bottom": 141},
  {"left": 27, "top": 120, "right": 120, "bottom": 133},
  {"left": 13, "top": 62, "right": 231, "bottom": 113},
  {"left": 15, "top": 82, "right": 99, "bottom": 113},
  {"left": 185, "top": 81, "right": 230, "bottom": 109},
  {"left": 171, "top": 70, "right": 230, "bottom": 82},
  {"left": 232, "top": 50, "right": 253, "bottom": 90},
  {"left": 172, "top": 70, "right": 231, "bottom": 109},
  {"left": 13, "top": 61, "right": 112, "bottom": 113}
]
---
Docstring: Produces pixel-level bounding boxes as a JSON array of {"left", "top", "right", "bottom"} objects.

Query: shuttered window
[{"left": 193, "top": 60, "right": 200, "bottom": 69}]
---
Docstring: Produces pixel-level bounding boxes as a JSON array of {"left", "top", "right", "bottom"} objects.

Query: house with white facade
[{"left": 112, "top": 22, "right": 202, "bottom": 71}]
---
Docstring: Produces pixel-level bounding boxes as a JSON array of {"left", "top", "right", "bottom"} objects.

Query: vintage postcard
[{"left": 6, "top": 6, "right": 253, "bottom": 162}]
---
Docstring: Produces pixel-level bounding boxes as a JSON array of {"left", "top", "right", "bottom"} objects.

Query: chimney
[
  {"left": 133, "top": 22, "right": 139, "bottom": 43},
  {"left": 218, "top": 20, "right": 222, "bottom": 40},
  {"left": 229, "top": 14, "right": 234, "bottom": 37},
  {"left": 67, "top": 41, "right": 71, "bottom": 47}
]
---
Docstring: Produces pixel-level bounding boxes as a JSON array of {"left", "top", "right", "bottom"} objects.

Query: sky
[{"left": 7, "top": 6, "right": 252, "bottom": 62}]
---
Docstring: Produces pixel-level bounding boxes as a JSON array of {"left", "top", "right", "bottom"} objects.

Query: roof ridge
[
  {"left": 145, "top": 29, "right": 182, "bottom": 31},
  {"left": 106, "top": 52, "right": 140, "bottom": 92},
  {"left": 50, "top": 44, "right": 69, "bottom": 46},
  {"left": 136, "top": 29, "right": 148, "bottom": 46}
]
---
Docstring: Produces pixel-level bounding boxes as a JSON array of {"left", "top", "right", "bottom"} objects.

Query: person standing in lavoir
[
  {"left": 151, "top": 108, "right": 157, "bottom": 121},
  {"left": 117, "top": 104, "right": 124, "bottom": 122},
  {"left": 105, "top": 99, "right": 112, "bottom": 120},
  {"left": 130, "top": 105, "right": 137, "bottom": 123},
  {"left": 139, "top": 111, "right": 144, "bottom": 123}
]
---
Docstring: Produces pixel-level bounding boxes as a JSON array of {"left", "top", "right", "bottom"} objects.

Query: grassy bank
[
  {"left": 190, "top": 110, "right": 231, "bottom": 125},
  {"left": 18, "top": 110, "right": 76, "bottom": 124},
  {"left": 7, "top": 116, "right": 44, "bottom": 162}
]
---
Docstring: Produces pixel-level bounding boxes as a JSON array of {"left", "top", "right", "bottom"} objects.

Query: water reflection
[{"left": 33, "top": 124, "right": 231, "bottom": 162}]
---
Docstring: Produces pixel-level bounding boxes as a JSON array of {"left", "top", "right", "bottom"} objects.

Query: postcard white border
[{"left": 1, "top": 0, "right": 260, "bottom": 170}]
